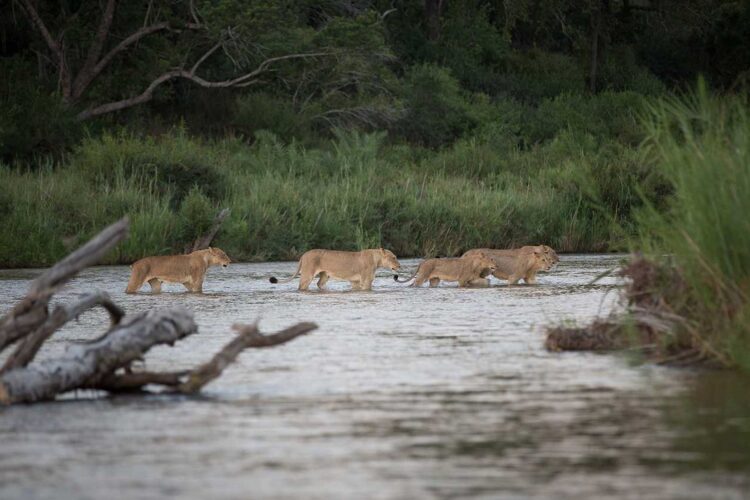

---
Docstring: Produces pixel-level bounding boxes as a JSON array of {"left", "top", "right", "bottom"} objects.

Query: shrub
[
  {"left": 397, "top": 64, "right": 481, "bottom": 147},
  {"left": 72, "top": 130, "right": 227, "bottom": 203},
  {"left": 0, "top": 58, "right": 81, "bottom": 161},
  {"left": 496, "top": 50, "right": 585, "bottom": 104},
  {"left": 232, "top": 92, "right": 304, "bottom": 142}
]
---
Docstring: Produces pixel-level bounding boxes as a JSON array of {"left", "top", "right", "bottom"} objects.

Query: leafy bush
[
  {"left": 496, "top": 50, "right": 585, "bottom": 104},
  {"left": 397, "top": 64, "right": 483, "bottom": 147},
  {"left": 72, "top": 130, "right": 228, "bottom": 203},
  {"left": 0, "top": 58, "right": 81, "bottom": 161},
  {"left": 233, "top": 92, "right": 304, "bottom": 142},
  {"left": 523, "top": 91, "right": 647, "bottom": 146}
]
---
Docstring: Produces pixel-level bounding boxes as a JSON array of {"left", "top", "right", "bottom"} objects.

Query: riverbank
[
  {"left": 545, "top": 88, "right": 750, "bottom": 371},
  {"left": 0, "top": 101, "right": 649, "bottom": 268}
]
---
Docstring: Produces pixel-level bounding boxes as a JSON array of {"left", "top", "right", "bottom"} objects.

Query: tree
[{"left": 8, "top": 1, "right": 365, "bottom": 121}]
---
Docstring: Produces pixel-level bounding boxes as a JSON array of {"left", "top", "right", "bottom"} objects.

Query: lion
[
  {"left": 125, "top": 247, "right": 231, "bottom": 294},
  {"left": 462, "top": 245, "right": 558, "bottom": 285},
  {"left": 393, "top": 252, "right": 497, "bottom": 287},
  {"left": 269, "top": 248, "right": 401, "bottom": 291}
]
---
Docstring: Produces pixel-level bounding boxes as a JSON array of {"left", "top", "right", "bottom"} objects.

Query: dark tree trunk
[
  {"left": 424, "top": 0, "right": 445, "bottom": 41},
  {"left": 588, "top": 0, "right": 610, "bottom": 93}
]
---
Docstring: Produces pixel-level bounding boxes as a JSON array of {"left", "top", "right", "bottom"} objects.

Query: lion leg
[
  {"left": 125, "top": 268, "right": 146, "bottom": 294},
  {"left": 524, "top": 271, "right": 538, "bottom": 285},
  {"left": 429, "top": 277, "right": 440, "bottom": 288},
  {"left": 148, "top": 278, "right": 162, "bottom": 294},
  {"left": 467, "top": 278, "right": 489, "bottom": 287},
  {"left": 192, "top": 277, "right": 204, "bottom": 293},
  {"left": 298, "top": 272, "right": 314, "bottom": 291},
  {"left": 360, "top": 278, "right": 374, "bottom": 291},
  {"left": 317, "top": 272, "right": 329, "bottom": 290}
]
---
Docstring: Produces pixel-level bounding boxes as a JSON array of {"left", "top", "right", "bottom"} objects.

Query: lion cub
[
  {"left": 394, "top": 252, "right": 496, "bottom": 287},
  {"left": 125, "top": 247, "right": 231, "bottom": 294},
  {"left": 269, "top": 248, "right": 401, "bottom": 291}
]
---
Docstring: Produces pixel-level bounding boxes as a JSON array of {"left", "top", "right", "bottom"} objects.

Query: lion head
[
  {"left": 208, "top": 247, "right": 232, "bottom": 268},
  {"left": 379, "top": 248, "right": 401, "bottom": 271}
]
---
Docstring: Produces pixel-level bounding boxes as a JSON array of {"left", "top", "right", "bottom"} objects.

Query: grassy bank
[
  {"left": 547, "top": 86, "right": 750, "bottom": 371},
  {"left": 0, "top": 91, "right": 653, "bottom": 268}
]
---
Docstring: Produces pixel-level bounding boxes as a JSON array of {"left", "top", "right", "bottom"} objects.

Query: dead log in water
[{"left": 0, "top": 218, "right": 316, "bottom": 405}]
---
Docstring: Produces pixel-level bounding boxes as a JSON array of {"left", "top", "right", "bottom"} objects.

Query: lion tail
[
  {"left": 269, "top": 261, "right": 302, "bottom": 284},
  {"left": 393, "top": 263, "right": 421, "bottom": 283}
]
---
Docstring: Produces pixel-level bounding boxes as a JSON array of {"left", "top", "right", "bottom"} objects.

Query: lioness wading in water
[
  {"left": 394, "top": 252, "right": 497, "bottom": 287},
  {"left": 126, "top": 247, "right": 231, "bottom": 293},
  {"left": 462, "top": 245, "right": 558, "bottom": 285},
  {"left": 269, "top": 248, "right": 401, "bottom": 291}
]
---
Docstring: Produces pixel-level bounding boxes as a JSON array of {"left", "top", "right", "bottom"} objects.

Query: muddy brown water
[{"left": 1, "top": 255, "right": 749, "bottom": 500}]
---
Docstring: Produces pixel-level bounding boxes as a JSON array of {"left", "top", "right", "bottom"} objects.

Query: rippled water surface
[{"left": 1, "top": 255, "right": 749, "bottom": 499}]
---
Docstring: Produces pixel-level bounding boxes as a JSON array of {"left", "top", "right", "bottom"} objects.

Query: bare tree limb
[
  {"left": 0, "top": 308, "right": 198, "bottom": 404},
  {"left": 73, "top": 21, "right": 172, "bottom": 99},
  {"left": 17, "top": 0, "right": 71, "bottom": 99},
  {"left": 73, "top": 0, "right": 117, "bottom": 98},
  {"left": 189, "top": 208, "right": 230, "bottom": 252},
  {"left": 76, "top": 52, "right": 332, "bottom": 120},
  {"left": 177, "top": 322, "right": 317, "bottom": 394},
  {"left": 0, "top": 218, "right": 128, "bottom": 353},
  {"left": 1, "top": 291, "right": 124, "bottom": 374},
  {"left": 30, "top": 217, "right": 129, "bottom": 295}
]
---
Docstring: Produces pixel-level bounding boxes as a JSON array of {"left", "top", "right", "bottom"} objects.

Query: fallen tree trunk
[
  {"left": 0, "top": 308, "right": 197, "bottom": 404},
  {"left": 0, "top": 217, "right": 129, "bottom": 352},
  {"left": 0, "top": 218, "right": 316, "bottom": 405}
]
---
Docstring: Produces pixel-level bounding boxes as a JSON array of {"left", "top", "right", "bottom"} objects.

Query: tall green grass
[
  {"left": 636, "top": 83, "right": 750, "bottom": 368},
  {"left": 0, "top": 112, "right": 643, "bottom": 267}
]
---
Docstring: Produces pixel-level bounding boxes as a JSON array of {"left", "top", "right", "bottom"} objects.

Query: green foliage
[
  {"left": 233, "top": 92, "right": 303, "bottom": 141},
  {"left": 637, "top": 84, "right": 750, "bottom": 369},
  {"left": 497, "top": 50, "right": 586, "bottom": 104},
  {"left": 523, "top": 91, "right": 647, "bottom": 146},
  {"left": 0, "top": 58, "right": 82, "bottom": 160},
  {"left": 397, "top": 64, "right": 488, "bottom": 147},
  {"left": 72, "top": 130, "right": 227, "bottom": 203},
  {"left": 177, "top": 187, "right": 216, "bottom": 245}
]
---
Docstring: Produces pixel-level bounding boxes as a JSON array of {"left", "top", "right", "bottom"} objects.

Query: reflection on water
[{"left": 0, "top": 255, "right": 748, "bottom": 499}]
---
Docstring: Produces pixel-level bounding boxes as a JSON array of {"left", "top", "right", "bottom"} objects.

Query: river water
[{"left": 1, "top": 255, "right": 749, "bottom": 499}]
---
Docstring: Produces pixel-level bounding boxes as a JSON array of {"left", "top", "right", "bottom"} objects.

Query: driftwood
[
  {"left": 187, "top": 207, "right": 230, "bottom": 253},
  {"left": 0, "top": 218, "right": 316, "bottom": 405}
]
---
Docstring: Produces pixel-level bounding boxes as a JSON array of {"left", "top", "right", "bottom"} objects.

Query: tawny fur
[
  {"left": 269, "top": 248, "right": 401, "bottom": 291},
  {"left": 125, "top": 247, "right": 231, "bottom": 294},
  {"left": 463, "top": 245, "right": 557, "bottom": 285},
  {"left": 396, "top": 253, "right": 497, "bottom": 288}
]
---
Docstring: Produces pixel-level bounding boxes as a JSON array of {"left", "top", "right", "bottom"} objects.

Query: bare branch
[
  {"left": 177, "top": 322, "right": 317, "bottom": 394},
  {"left": 0, "top": 308, "right": 198, "bottom": 405},
  {"left": 189, "top": 208, "right": 230, "bottom": 252},
  {"left": 17, "top": 0, "right": 71, "bottom": 98},
  {"left": 0, "top": 218, "right": 129, "bottom": 353},
  {"left": 76, "top": 52, "right": 332, "bottom": 121},
  {"left": 17, "top": 0, "right": 62, "bottom": 64},
  {"left": 1, "top": 291, "right": 124, "bottom": 374},
  {"left": 30, "top": 218, "right": 129, "bottom": 295},
  {"left": 190, "top": 40, "right": 223, "bottom": 75},
  {"left": 73, "top": 0, "right": 117, "bottom": 98}
]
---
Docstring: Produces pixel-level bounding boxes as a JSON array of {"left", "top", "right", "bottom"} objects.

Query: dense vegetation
[{"left": 1, "top": 1, "right": 749, "bottom": 267}]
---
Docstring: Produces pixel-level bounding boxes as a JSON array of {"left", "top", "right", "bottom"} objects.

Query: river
[{"left": 1, "top": 255, "right": 749, "bottom": 499}]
